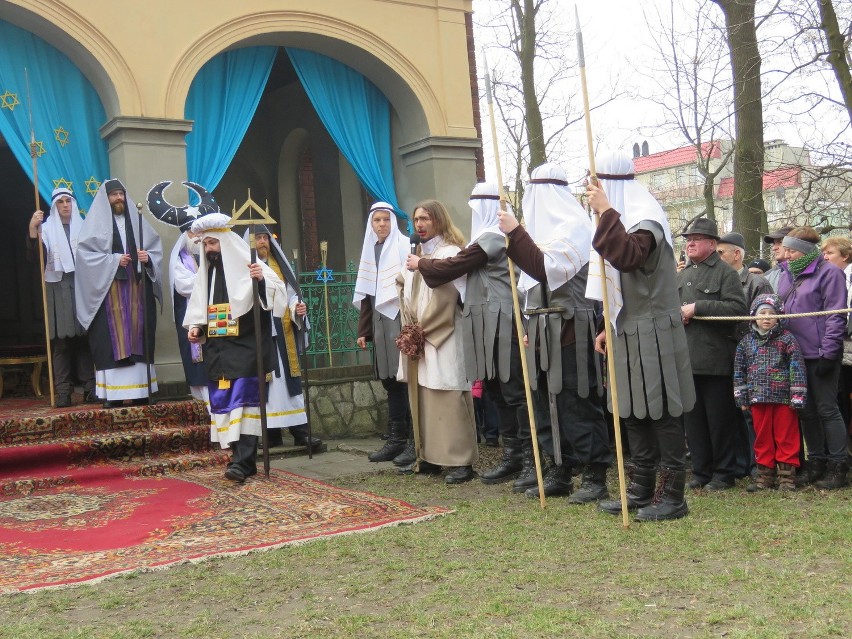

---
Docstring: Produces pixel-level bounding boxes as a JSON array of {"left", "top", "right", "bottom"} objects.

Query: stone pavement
[{"left": 270, "top": 437, "right": 395, "bottom": 481}]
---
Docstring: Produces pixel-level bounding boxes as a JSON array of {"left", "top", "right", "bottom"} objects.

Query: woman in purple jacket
[{"left": 777, "top": 226, "right": 848, "bottom": 488}]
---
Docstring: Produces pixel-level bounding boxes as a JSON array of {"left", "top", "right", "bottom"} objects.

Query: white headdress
[
  {"left": 468, "top": 182, "right": 504, "bottom": 246},
  {"left": 352, "top": 202, "right": 409, "bottom": 319},
  {"left": 518, "top": 163, "right": 593, "bottom": 296},
  {"left": 586, "top": 149, "right": 673, "bottom": 327},
  {"left": 41, "top": 187, "right": 82, "bottom": 282}
]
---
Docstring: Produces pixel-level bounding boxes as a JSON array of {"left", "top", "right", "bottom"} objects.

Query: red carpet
[{"left": 0, "top": 466, "right": 450, "bottom": 594}]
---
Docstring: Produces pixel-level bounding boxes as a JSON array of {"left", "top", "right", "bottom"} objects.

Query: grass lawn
[{"left": 0, "top": 466, "right": 850, "bottom": 639}]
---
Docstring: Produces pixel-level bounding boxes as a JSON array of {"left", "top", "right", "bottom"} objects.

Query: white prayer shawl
[
  {"left": 518, "top": 163, "right": 593, "bottom": 301},
  {"left": 353, "top": 202, "right": 410, "bottom": 320},
  {"left": 468, "top": 182, "right": 504, "bottom": 247},
  {"left": 397, "top": 237, "right": 468, "bottom": 391},
  {"left": 74, "top": 181, "right": 164, "bottom": 331},
  {"left": 585, "top": 150, "right": 673, "bottom": 328},
  {"left": 168, "top": 232, "right": 198, "bottom": 321},
  {"left": 41, "top": 187, "right": 82, "bottom": 282},
  {"left": 182, "top": 225, "right": 287, "bottom": 331}
]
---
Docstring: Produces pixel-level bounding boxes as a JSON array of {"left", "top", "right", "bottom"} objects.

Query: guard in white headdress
[
  {"left": 412, "top": 183, "right": 530, "bottom": 486},
  {"left": 27, "top": 187, "right": 95, "bottom": 407},
  {"left": 74, "top": 179, "right": 163, "bottom": 407},
  {"left": 497, "top": 163, "right": 611, "bottom": 503},
  {"left": 587, "top": 149, "right": 696, "bottom": 522},
  {"left": 353, "top": 202, "right": 412, "bottom": 463},
  {"left": 184, "top": 213, "right": 288, "bottom": 482}
]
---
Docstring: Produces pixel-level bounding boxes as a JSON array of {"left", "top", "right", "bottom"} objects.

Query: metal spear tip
[{"left": 136, "top": 202, "right": 142, "bottom": 211}]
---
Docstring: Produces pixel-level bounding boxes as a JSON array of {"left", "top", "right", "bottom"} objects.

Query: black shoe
[
  {"left": 368, "top": 440, "right": 407, "bottom": 462},
  {"left": 445, "top": 465, "right": 475, "bottom": 484},
  {"left": 524, "top": 464, "right": 573, "bottom": 498},
  {"left": 485, "top": 438, "right": 500, "bottom": 448},
  {"left": 635, "top": 467, "right": 689, "bottom": 522},
  {"left": 599, "top": 464, "right": 657, "bottom": 515},
  {"left": 704, "top": 478, "right": 734, "bottom": 491},
  {"left": 480, "top": 441, "right": 523, "bottom": 485},
  {"left": 293, "top": 435, "right": 323, "bottom": 448},
  {"left": 398, "top": 460, "right": 441, "bottom": 475},
  {"left": 83, "top": 390, "right": 100, "bottom": 404},
  {"left": 687, "top": 477, "right": 707, "bottom": 490},
  {"left": 55, "top": 394, "right": 72, "bottom": 408},
  {"left": 224, "top": 467, "right": 247, "bottom": 483},
  {"left": 568, "top": 463, "right": 610, "bottom": 504},
  {"left": 103, "top": 400, "right": 121, "bottom": 409}
]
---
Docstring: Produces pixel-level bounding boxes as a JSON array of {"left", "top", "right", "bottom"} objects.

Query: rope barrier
[{"left": 693, "top": 307, "right": 852, "bottom": 322}]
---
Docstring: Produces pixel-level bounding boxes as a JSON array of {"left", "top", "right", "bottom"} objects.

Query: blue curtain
[
  {"left": 185, "top": 46, "right": 277, "bottom": 198},
  {"left": 0, "top": 20, "right": 109, "bottom": 212},
  {"left": 286, "top": 48, "right": 408, "bottom": 230}
]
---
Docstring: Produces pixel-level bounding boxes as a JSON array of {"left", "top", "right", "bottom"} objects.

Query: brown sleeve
[
  {"left": 419, "top": 243, "right": 487, "bottom": 288},
  {"left": 26, "top": 235, "right": 44, "bottom": 264},
  {"left": 505, "top": 225, "right": 546, "bottom": 283},
  {"left": 591, "top": 208, "right": 656, "bottom": 272},
  {"left": 357, "top": 298, "right": 373, "bottom": 341}
]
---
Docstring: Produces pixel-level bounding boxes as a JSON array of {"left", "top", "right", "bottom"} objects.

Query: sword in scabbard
[{"left": 526, "top": 305, "right": 566, "bottom": 467}]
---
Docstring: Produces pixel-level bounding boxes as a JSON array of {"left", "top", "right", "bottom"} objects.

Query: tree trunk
[
  {"left": 513, "top": 0, "right": 547, "bottom": 167},
  {"left": 819, "top": 0, "right": 852, "bottom": 124},
  {"left": 712, "top": 0, "right": 765, "bottom": 253}
]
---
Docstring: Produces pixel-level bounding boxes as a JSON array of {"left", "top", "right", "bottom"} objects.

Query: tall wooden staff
[
  {"left": 483, "top": 55, "right": 547, "bottom": 509},
  {"left": 291, "top": 248, "right": 315, "bottom": 460},
  {"left": 576, "top": 8, "right": 630, "bottom": 528},
  {"left": 319, "top": 240, "right": 333, "bottom": 366},
  {"left": 136, "top": 202, "right": 154, "bottom": 404},
  {"left": 25, "top": 68, "right": 55, "bottom": 407},
  {"left": 247, "top": 210, "right": 271, "bottom": 477}
]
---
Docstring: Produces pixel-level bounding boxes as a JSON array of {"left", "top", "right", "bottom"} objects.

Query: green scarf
[{"left": 788, "top": 249, "right": 820, "bottom": 278}]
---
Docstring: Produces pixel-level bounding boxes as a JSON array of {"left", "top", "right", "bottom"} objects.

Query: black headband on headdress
[
  {"left": 529, "top": 178, "right": 569, "bottom": 186},
  {"left": 52, "top": 188, "right": 75, "bottom": 202},
  {"left": 104, "top": 178, "right": 124, "bottom": 193},
  {"left": 596, "top": 173, "right": 635, "bottom": 181},
  {"left": 469, "top": 194, "right": 500, "bottom": 200}
]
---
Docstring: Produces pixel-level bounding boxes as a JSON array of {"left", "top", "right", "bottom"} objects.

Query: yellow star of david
[
  {"left": 84, "top": 176, "right": 101, "bottom": 196},
  {"left": 0, "top": 90, "right": 19, "bottom": 111},
  {"left": 54, "top": 126, "right": 70, "bottom": 147},
  {"left": 30, "top": 141, "right": 46, "bottom": 158},
  {"left": 52, "top": 178, "right": 74, "bottom": 191}
]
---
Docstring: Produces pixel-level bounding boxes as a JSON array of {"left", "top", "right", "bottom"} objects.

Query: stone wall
[{"left": 308, "top": 377, "right": 388, "bottom": 439}]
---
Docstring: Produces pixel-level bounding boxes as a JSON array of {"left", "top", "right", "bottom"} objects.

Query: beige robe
[{"left": 397, "top": 238, "right": 477, "bottom": 466}]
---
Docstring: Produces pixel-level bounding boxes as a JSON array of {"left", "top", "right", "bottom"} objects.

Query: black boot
[
  {"left": 480, "top": 437, "right": 523, "bottom": 484},
  {"left": 599, "top": 464, "right": 656, "bottom": 515},
  {"left": 368, "top": 421, "right": 408, "bottom": 462},
  {"left": 568, "top": 463, "right": 610, "bottom": 504},
  {"left": 814, "top": 461, "right": 849, "bottom": 489},
  {"left": 397, "top": 460, "right": 441, "bottom": 475},
  {"left": 511, "top": 442, "right": 543, "bottom": 493},
  {"left": 795, "top": 458, "right": 827, "bottom": 487},
  {"left": 524, "top": 463, "right": 572, "bottom": 498},
  {"left": 392, "top": 435, "right": 416, "bottom": 467},
  {"left": 635, "top": 467, "right": 689, "bottom": 522},
  {"left": 290, "top": 424, "right": 323, "bottom": 448}
]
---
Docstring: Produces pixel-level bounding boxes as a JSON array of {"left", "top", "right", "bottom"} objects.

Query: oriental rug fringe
[{"left": 0, "top": 466, "right": 450, "bottom": 594}]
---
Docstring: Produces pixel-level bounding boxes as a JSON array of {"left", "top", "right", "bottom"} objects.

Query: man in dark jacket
[{"left": 677, "top": 218, "right": 748, "bottom": 490}]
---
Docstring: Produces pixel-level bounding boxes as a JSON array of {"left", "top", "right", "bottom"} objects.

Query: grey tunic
[
  {"left": 612, "top": 221, "right": 696, "bottom": 419},
  {"left": 524, "top": 265, "right": 600, "bottom": 398},
  {"left": 461, "top": 232, "right": 514, "bottom": 383}
]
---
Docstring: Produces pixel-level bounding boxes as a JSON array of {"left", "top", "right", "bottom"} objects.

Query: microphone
[{"left": 409, "top": 233, "right": 421, "bottom": 255}]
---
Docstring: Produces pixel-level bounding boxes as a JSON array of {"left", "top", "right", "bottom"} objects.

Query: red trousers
[{"left": 750, "top": 403, "right": 801, "bottom": 467}]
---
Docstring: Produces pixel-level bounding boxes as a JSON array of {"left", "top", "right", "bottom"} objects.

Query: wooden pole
[
  {"left": 576, "top": 8, "right": 630, "bottom": 528},
  {"left": 291, "top": 248, "right": 315, "bottom": 461},
  {"left": 248, "top": 212, "right": 271, "bottom": 477},
  {"left": 483, "top": 54, "right": 547, "bottom": 509},
  {"left": 25, "top": 68, "right": 55, "bottom": 407},
  {"left": 136, "top": 202, "right": 153, "bottom": 404}
]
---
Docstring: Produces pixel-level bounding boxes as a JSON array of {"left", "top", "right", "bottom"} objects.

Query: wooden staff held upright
[
  {"left": 25, "top": 67, "right": 55, "bottom": 407},
  {"left": 576, "top": 8, "right": 630, "bottom": 528},
  {"left": 483, "top": 54, "right": 547, "bottom": 509},
  {"left": 247, "top": 211, "right": 271, "bottom": 477}
]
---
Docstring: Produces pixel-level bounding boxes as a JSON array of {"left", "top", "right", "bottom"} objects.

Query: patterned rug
[{"left": 0, "top": 466, "right": 450, "bottom": 594}]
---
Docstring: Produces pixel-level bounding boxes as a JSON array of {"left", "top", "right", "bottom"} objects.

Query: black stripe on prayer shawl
[
  {"left": 469, "top": 194, "right": 500, "bottom": 200},
  {"left": 596, "top": 173, "right": 635, "bottom": 180},
  {"left": 529, "top": 178, "right": 569, "bottom": 186}
]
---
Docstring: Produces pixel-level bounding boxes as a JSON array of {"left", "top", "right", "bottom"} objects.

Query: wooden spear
[
  {"left": 25, "top": 67, "right": 55, "bottom": 407},
  {"left": 576, "top": 7, "right": 630, "bottom": 528},
  {"left": 483, "top": 53, "right": 547, "bottom": 509}
]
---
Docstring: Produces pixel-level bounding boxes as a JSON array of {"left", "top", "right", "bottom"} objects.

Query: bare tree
[{"left": 642, "top": 0, "right": 736, "bottom": 228}]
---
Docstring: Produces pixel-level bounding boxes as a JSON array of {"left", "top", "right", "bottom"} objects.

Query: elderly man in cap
[
  {"left": 75, "top": 179, "right": 163, "bottom": 407},
  {"left": 677, "top": 218, "right": 747, "bottom": 490},
  {"left": 762, "top": 226, "right": 794, "bottom": 292}
]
